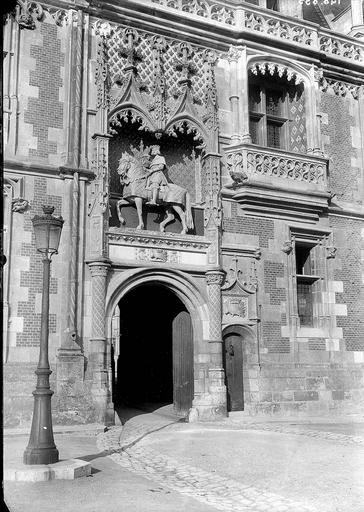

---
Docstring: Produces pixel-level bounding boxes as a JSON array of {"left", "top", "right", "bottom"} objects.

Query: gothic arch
[
  {"left": 108, "top": 104, "right": 156, "bottom": 134},
  {"left": 165, "top": 115, "right": 211, "bottom": 152},
  {"left": 222, "top": 324, "right": 256, "bottom": 342},
  {"left": 247, "top": 54, "right": 311, "bottom": 86},
  {"left": 246, "top": 54, "right": 318, "bottom": 152},
  {"left": 105, "top": 267, "right": 209, "bottom": 345}
]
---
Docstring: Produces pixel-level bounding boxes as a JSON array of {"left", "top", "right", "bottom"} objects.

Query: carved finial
[
  {"left": 174, "top": 42, "right": 196, "bottom": 86},
  {"left": 282, "top": 241, "right": 293, "bottom": 254},
  {"left": 326, "top": 246, "right": 337, "bottom": 259}
]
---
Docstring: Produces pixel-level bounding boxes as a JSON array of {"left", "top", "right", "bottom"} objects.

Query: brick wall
[
  {"left": 23, "top": 23, "right": 64, "bottom": 161},
  {"left": 223, "top": 205, "right": 274, "bottom": 247},
  {"left": 331, "top": 215, "right": 364, "bottom": 350},
  {"left": 321, "top": 93, "right": 359, "bottom": 203},
  {"left": 16, "top": 177, "right": 62, "bottom": 347}
]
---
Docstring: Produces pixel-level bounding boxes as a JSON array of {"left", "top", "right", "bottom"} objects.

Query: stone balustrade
[
  {"left": 147, "top": 0, "right": 364, "bottom": 63},
  {"left": 224, "top": 144, "right": 328, "bottom": 192}
]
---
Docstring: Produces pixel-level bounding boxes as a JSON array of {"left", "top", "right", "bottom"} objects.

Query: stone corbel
[
  {"left": 326, "top": 246, "right": 337, "bottom": 259},
  {"left": 15, "top": 0, "right": 44, "bottom": 30},
  {"left": 282, "top": 240, "right": 294, "bottom": 254},
  {"left": 11, "top": 197, "right": 29, "bottom": 213}
]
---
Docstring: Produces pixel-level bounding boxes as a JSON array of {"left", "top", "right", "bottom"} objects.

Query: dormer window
[
  {"left": 245, "top": 0, "right": 279, "bottom": 10},
  {"left": 249, "top": 83, "right": 289, "bottom": 149},
  {"left": 248, "top": 67, "right": 307, "bottom": 154}
]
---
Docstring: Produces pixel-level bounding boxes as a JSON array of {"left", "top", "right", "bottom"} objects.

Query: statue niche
[
  {"left": 116, "top": 143, "right": 193, "bottom": 234},
  {"left": 109, "top": 116, "right": 203, "bottom": 235}
]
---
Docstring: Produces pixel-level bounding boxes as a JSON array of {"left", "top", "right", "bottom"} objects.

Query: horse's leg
[
  {"left": 116, "top": 199, "right": 127, "bottom": 226},
  {"left": 173, "top": 205, "right": 188, "bottom": 234},
  {"left": 134, "top": 197, "right": 144, "bottom": 230},
  {"left": 160, "top": 207, "right": 174, "bottom": 233}
]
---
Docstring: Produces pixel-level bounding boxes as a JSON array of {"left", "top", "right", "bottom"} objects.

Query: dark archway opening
[{"left": 112, "top": 283, "right": 193, "bottom": 420}]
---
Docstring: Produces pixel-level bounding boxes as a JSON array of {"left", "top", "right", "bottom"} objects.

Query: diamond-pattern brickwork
[
  {"left": 289, "top": 91, "right": 307, "bottom": 153},
  {"left": 108, "top": 25, "right": 207, "bottom": 105}
]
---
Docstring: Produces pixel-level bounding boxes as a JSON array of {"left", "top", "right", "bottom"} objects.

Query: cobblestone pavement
[
  {"left": 211, "top": 421, "right": 364, "bottom": 446},
  {"left": 97, "top": 412, "right": 364, "bottom": 512},
  {"left": 109, "top": 445, "right": 316, "bottom": 512}
]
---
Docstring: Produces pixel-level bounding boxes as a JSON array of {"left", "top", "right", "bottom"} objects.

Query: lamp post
[{"left": 23, "top": 206, "right": 64, "bottom": 465}]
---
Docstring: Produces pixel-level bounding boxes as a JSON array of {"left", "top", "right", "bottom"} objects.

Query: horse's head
[{"left": 117, "top": 152, "right": 133, "bottom": 176}]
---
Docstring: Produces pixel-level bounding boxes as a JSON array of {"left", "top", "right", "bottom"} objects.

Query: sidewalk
[{"left": 4, "top": 409, "right": 364, "bottom": 512}]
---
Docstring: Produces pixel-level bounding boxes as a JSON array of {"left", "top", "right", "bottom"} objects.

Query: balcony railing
[
  {"left": 144, "top": 0, "right": 364, "bottom": 63},
  {"left": 224, "top": 144, "right": 328, "bottom": 192}
]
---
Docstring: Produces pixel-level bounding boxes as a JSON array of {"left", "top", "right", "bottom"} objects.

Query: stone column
[
  {"left": 279, "top": 0, "right": 303, "bottom": 18},
  {"left": 206, "top": 270, "right": 227, "bottom": 418},
  {"left": 352, "top": 0, "right": 364, "bottom": 27},
  {"left": 88, "top": 260, "right": 112, "bottom": 423},
  {"left": 238, "top": 47, "right": 252, "bottom": 144},
  {"left": 228, "top": 46, "right": 243, "bottom": 143}
]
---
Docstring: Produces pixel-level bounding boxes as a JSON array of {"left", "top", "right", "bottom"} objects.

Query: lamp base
[{"left": 23, "top": 446, "right": 59, "bottom": 465}]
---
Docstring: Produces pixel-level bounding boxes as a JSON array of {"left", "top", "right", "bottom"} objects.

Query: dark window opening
[
  {"left": 295, "top": 243, "right": 320, "bottom": 327},
  {"left": 267, "top": 0, "right": 279, "bottom": 11},
  {"left": 249, "top": 81, "right": 288, "bottom": 149}
]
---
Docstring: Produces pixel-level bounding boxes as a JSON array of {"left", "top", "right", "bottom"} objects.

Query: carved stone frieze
[
  {"left": 244, "top": 9, "right": 314, "bottom": 47},
  {"left": 318, "top": 74, "right": 360, "bottom": 100},
  {"left": 108, "top": 230, "right": 210, "bottom": 251},
  {"left": 150, "top": 0, "right": 235, "bottom": 25},
  {"left": 135, "top": 247, "right": 180, "bottom": 264},
  {"left": 319, "top": 35, "right": 363, "bottom": 62},
  {"left": 249, "top": 62, "right": 305, "bottom": 85}
]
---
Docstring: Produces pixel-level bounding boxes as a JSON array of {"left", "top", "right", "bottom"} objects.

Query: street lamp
[{"left": 23, "top": 206, "right": 64, "bottom": 465}]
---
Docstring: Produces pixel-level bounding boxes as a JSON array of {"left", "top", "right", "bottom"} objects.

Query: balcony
[
  {"left": 222, "top": 143, "right": 330, "bottom": 222},
  {"left": 130, "top": 0, "right": 364, "bottom": 65}
]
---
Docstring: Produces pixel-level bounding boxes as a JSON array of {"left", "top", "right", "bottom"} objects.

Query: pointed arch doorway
[{"left": 112, "top": 283, "right": 194, "bottom": 417}]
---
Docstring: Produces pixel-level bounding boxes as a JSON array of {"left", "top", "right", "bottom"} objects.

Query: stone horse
[{"left": 116, "top": 151, "right": 194, "bottom": 234}]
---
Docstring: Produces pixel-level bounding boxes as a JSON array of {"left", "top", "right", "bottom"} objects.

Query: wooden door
[
  {"left": 223, "top": 333, "right": 244, "bottom": 411},
  {"left": 172, "top": 310, "right": 194, "bottom": 415}
]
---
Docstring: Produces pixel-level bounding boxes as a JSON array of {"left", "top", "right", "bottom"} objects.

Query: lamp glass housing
[{"left": 32, "top": 206, "right": 64, "bottom": 256}]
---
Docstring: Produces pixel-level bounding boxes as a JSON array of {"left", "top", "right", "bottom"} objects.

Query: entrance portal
[
  {"left": 113, "top": 284, "right": 194, "bottom": 416},
  {"left": 223, "top": 331, "right": 244, "bottom": 412}
]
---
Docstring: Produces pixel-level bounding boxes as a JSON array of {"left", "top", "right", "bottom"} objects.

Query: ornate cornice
[{"left": 107, "top": 229, "right": 210, "bottom": 251}]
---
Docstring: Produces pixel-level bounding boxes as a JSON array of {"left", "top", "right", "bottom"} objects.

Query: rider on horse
[{"left": 146, "top": 145, "right": 168, "bottom": 205}]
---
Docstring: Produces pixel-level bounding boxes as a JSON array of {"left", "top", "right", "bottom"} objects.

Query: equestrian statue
[{"left": 116, "top": 144, "right": 194, "bottom": 234}]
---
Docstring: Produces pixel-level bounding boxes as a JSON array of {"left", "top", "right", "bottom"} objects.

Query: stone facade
[{"left": 3, "top": 0, "right": 364, "bottom": 427}]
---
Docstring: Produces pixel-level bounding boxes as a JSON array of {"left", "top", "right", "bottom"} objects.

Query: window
[
  {"left": 295, "top": 243, "right": 320, "bottom": 327},
  {"left": 245, "top": 0, "right": 279, "bottom": 8},
  {"left": 249, "top": 82, "right": 289, "bottom": 149},
  {"left": 267, "top": 0, "right": 279, "bottom": 10}
]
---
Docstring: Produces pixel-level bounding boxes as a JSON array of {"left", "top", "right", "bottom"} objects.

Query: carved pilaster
[
  {"left": 150, "top": 35, "right": 168, "bottom": 132},
  {"left": 88, "top": 133, "right": 112, "bottom": 259},
  {"left": 206, "top": 270, "right": 225, "bottom": 342},
  {"left": 203, "top": 49, "right": 218, "bottom": 133},
  {"left": 227, "top": 45, "right": 243, "bottom": 143},
  {"left": 88, "top": 260, "right": 111, "bottom": 422},
  {"left": 203, "top": 153, "right": 222, "bottom": 266}
]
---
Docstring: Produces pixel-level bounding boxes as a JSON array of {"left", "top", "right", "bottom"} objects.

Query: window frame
[
  {"left": 249, "top": 79, "right": 290, "bottom": 150},
  {"left": 286, "top": 228, "right": 334, "bottom": 336}
]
